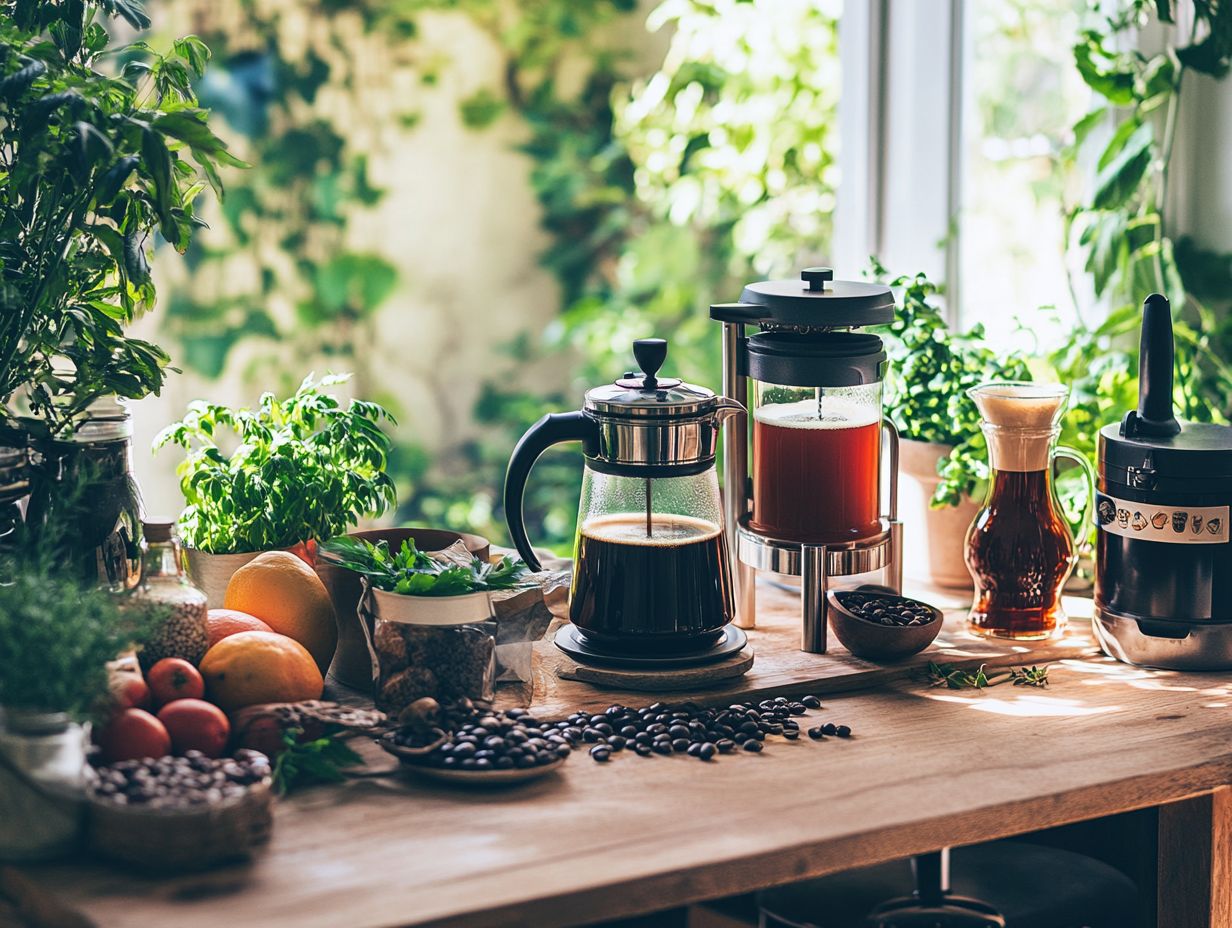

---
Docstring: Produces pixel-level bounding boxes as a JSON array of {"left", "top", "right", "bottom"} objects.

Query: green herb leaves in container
[
  {"left": 154, "top": 374, "right": 396, "bottom": 554},
  {"left": 319, "top": 536, "right": 531, "bottom": 596}
]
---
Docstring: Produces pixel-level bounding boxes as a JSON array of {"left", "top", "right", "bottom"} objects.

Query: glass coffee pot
[
  {"left": 504, "top": 339, "right": 743, "bottom": 654},
  {"left": 965, "top": 383, "right": 1095, "bottom": 639}
]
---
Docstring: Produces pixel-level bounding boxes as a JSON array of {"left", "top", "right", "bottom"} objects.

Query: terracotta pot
[
  {"left": 315, "top": 527, "right": 490, "bottom": 689},
  {"left": 898, "top": 438, "right": 979, "bottom": 591}
]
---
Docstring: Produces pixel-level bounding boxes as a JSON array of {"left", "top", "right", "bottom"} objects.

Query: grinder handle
[
  {"left": 503, "top": 411, "right": 598, "bottom": 572},
  {"left": 1126, "top": 293, "right": 1181, "bottom": 438}
]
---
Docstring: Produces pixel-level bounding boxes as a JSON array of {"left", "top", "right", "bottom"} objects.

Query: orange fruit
[
  {"left": 224, "top": 551, "right": 337, "bottom": 673},
  {"left": 206, "top": 608, "right": 273, "bottom": 649},
  {"left": 199, "top": 631, "right": 324, "bottom": 712}
]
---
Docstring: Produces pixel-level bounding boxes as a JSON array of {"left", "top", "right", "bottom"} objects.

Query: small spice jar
[
  {"left": 362, "top": 584, "right": 497, "bottom": 713},
  {"left": 132, "top": 520, "right": 209, "bottom": 670}
]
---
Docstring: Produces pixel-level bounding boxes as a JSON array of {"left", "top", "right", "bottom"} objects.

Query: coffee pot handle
[
  {"left": 1055, "top": 446, "right": 1097, "bottom": 554},
  {"left": 504, "top": 411, "right": 598, "bottom": 572}
]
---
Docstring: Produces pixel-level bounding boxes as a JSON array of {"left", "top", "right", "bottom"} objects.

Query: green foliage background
[
  {"left": 151, "top": 0, "right": 1232, "bottom": 551},
  {"left": 156, "top": 0, "right": 841, "bottom": 550}
]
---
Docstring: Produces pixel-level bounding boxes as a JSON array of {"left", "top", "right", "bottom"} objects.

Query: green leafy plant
[
  {"left": 0, "top": 0, "right": 242, "bottom": 435},
  {"left": 877, "top": 261, "right": 1032, "bottom": 507},
  {"left": 271, "top": 726, "right": 364, "bottom": 796},
  {"left": 154, "top": 373, "right": 397, "bottom": 554},
  {"left": 0, "top": 573, "right": 164, "bottom": 718},
  {"left": 1060, "top": 0, "right": 1232, "bottom": 448},
  {"left": 320, "top": 536, "right": 531, "bottom": 596}
]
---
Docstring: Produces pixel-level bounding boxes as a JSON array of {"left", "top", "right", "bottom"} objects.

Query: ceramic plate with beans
[
  {"left": 382, "top": 708, "right": 571, "bottom": 785},
  {"left": 833, "top": 591, "right": 939, "bottom": 627}
]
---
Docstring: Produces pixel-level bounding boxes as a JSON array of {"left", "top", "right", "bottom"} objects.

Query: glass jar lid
[{"left": 583, "top": 339, "right": 718, "bottom": 419}]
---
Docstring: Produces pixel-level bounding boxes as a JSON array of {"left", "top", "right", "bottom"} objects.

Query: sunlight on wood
[{"left": 926, "top": 691, "right": 1121, "bottom": 717}]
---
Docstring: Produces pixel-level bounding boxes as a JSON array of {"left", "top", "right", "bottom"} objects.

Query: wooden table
[{"left": 15, "top": 585, "right": 1232, "bottom": 928}]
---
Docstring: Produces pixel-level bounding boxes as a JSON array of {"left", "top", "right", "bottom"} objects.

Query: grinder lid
[{"left": 1101, "top": 421, "right": 1232, "bottom": 487}]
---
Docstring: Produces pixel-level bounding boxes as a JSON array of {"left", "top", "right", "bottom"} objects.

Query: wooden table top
[{"left": 22, "top": 586, "right": 1232, "bottom": 928}]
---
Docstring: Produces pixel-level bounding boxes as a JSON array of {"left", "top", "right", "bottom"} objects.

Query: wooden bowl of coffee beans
[{"left": 827, "top": 589, "right": 943, "bottom": 662}]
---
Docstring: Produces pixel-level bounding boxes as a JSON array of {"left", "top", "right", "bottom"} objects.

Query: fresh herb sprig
[
  {"left": 320, "top": 536, "right": 532, "bottom": 597},
  {"left": 154, "top": 374, "right": 396, "bottom": 554},
  {"left": 271, "top": 727, "right": 365, "bottom": 796},
  {"left": 925, "top": 662, "right": 1051, "bottom": 691}
]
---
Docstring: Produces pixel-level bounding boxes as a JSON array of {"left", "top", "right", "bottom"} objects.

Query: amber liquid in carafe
[{"left": 966, "top": 469, "right": 1075, "bottom": 639}]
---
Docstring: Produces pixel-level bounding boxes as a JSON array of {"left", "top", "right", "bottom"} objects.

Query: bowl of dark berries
[
  {"left": 827, "top": 589, "right": 943, "bottom": 662},
  {"left": 382, "top": 707, "right": 571, "bottom": 786}
]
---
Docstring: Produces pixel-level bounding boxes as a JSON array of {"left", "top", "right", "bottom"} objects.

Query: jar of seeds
[
  {"left": 131, "top": 520, "right": 209, "bottom": 670},
  {"left": 361, "top": 582, "right": 496, "bottom": 713}
]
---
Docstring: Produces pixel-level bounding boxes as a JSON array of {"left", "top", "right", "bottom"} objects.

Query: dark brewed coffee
[{"left": 570, "top": 513, "right": 733, "bottom": 652}]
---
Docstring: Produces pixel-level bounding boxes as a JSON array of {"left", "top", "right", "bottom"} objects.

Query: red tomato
[
  {"left": 157, "top": 699, "right": 231, "bottom": 758},
  {"left": 98, "top": 709, "right": 171, "bottom": 763},
  {"left": 110, "top": 675, "right": 151, "bottom": 711},
  {"left": 147, "top": 658, "right": 205, "bottom": 707}
]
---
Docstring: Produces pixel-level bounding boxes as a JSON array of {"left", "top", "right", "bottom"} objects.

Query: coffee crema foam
[
  {"left": 753, "top": 397, "right": 879, "bottom": 430},
  {"left": 580, "top": 512, "right": 721, "bottom": 546}
]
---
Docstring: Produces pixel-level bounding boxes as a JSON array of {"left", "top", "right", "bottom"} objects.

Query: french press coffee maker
[
  {"left": 504, "top": 339, "right": 744, "bottom": 658},
  {"left": 711, "top": 268, "right": 903, "bottom": 653}
]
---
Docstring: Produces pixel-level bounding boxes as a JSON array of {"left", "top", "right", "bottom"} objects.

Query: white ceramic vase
[{"left": 898, "top": 438, "right": 979, "bottom": 591}]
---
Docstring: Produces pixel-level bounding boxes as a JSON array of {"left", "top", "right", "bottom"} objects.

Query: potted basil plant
[
  {"left": 878, "top": 265, "right": 1031, "bottom": 589},
  {"left": 154, "top": 374, "right": 397, "bottom": 605},
  {"left": 0, "top": 567, "right": 160, "bottom": 861},
  {"left": 318, "top": 537, "right": 532, "bottom": 712}
]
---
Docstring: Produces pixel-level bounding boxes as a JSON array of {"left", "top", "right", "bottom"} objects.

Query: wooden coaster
[{"left": 555, "top": 647, "right": 754, "bottom": 692}]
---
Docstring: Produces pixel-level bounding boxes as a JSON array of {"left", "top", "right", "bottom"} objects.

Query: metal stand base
[{"left": 736, "top": 519, "right": 904, "bottom": 653}]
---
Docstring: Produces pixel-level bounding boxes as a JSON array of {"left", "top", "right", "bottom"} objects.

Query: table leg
[{"left": 1157, "top": 788, "right": 1232, "bottom": 928}]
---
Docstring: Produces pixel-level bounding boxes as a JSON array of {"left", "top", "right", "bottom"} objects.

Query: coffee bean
[
  {"left": 698, "top": 742, "right": 717, "bottom": 761},
  {"left": 836, "top": 725, "right": 852, "bottom": 738},
  {"left": 589, "top": 745, "right": 611, "bottom": 762},
  {"left": 802, "top": 695, "right": 822, "bottom": 709},
  {"left": 807, "top": 727, "right": 825, "bottom": 740},
  {"left": 821, "top": 723, "right": 838, "bottom": 736},
  {"left": 743, "top": 740, "right": 763, "bottom": 753}
]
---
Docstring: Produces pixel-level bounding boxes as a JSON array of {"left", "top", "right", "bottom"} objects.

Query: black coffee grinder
[{"left": 1094, "top": 294, "right": 1232, "bottom": 669}]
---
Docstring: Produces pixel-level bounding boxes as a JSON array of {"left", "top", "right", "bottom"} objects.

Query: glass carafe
[
  {"left": 750, "top": 380, "right": 883, "bottom": 543},
  {"left": 965, "top": 383, "right": 1094, "bottom": 640},
  {"left": 570, "top": 468, "right": 732, "bottom": 651}
]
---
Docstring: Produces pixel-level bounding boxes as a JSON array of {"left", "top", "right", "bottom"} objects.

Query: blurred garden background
[{"left": 129, "top": 0, "right": 1232, "bottom": 552}]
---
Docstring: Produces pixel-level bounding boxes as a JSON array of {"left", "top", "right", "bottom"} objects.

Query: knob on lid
[{"left": 584, "top": 338, "right": 717, "bottom": 418}]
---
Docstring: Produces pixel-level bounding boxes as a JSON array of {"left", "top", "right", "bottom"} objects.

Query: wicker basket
[{"left": 88, "top": 780, "right": 273, "bottom": 872}]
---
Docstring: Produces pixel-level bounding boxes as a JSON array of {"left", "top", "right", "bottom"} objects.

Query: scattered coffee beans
[
  {"left": 835, "top": 591, "right": 936, "bottom": 627},
  {"left": 89, "top": 750, "right": 270, "bottom": 808},
  {"left": 396, "top": 697, "right": 856, "bottom": 772}
]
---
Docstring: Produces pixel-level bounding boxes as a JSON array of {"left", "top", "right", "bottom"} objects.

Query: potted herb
[
  {"left": 0, "top": 567, "right": 160, "bottom": 861},
  {"left": 0, "top": 2, "right": 240, "bottom": 576},
  {"left": 319, "top": 536, "right": 531, "bottom": 712},
  {"left": 154, "top": 374, "right": 397, "bottom": 604},
  {"left": 878, "top": 265, "right": 1031, "bottom": 589}
]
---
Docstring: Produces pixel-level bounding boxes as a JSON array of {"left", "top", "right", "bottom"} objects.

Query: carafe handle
[
  {"left": 1054, "top": 445, "right": 1096, "bottom": 554},
  {"left": 503, "top": 411, "right": 598, "bottom": 572}
]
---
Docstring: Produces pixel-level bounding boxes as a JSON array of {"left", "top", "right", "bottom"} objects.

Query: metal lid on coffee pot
[
  {"left": 584, "top": 339, "right": 719, "bottom": 419},
  {"left": 712, "top": 267, "right": 895, "bottom": 330}
]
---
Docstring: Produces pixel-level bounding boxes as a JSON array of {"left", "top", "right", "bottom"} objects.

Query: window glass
[{"left": 957, "top": 0, "right": 1092, "bottom": 347}]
